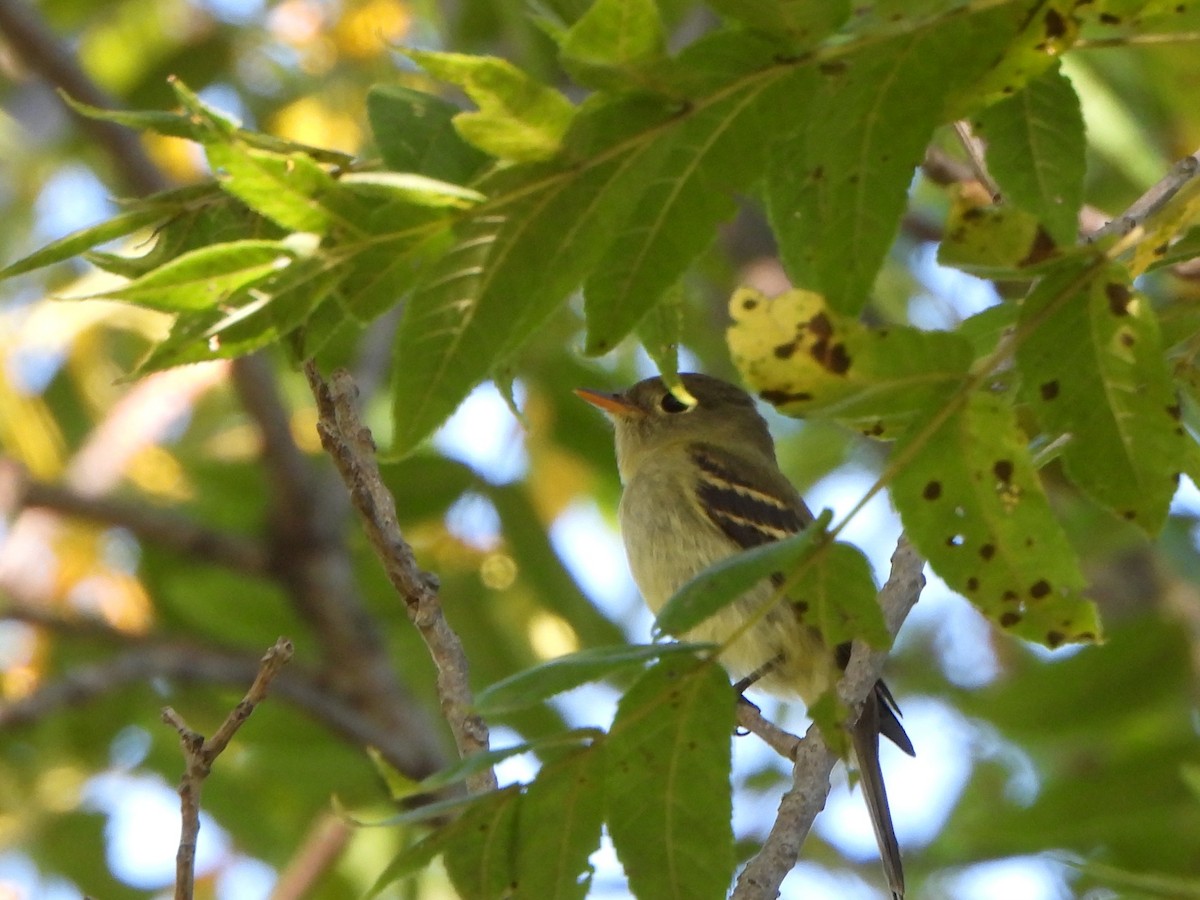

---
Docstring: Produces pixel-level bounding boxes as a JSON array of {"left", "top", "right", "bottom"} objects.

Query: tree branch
[
  {"left": 0, "top": 459, "right": 269, "bottom": 575},
  {"left": 0, "top": 0, "right": 453, "bottom": 791},
  {"left": 0, "top": 612, "right": 447, "bottom": 778},
  {"left": 305, "top": 364, "right": 497, "bottom": 794},
  {"left": 0, "top": 0, "right": 169, "bottom": 197},
  {"left": 271, "top": 812, "right": 353, "bottom": 900},
  {"left": 163, "top": 637, "right": 293, "bottom": 900},
  {"left": 1086, "top": 147, "right": 1200, "bottom": 243},
  {"left": 733, "top": 537, "right": 925, "bottom": 899}
]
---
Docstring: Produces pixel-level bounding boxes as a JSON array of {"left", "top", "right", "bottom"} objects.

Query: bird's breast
[{"left": 617, "top": 464, "right": 836, "bottom": 702}]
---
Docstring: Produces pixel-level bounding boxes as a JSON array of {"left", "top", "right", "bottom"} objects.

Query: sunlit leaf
[
  {"left": 559, "top": 0, "right": 668, "bottom": 91},
  {"left": 406, "top": 50, "right": 575, "bottom": 161},
  {"left": 87, "top": 240, "right": 297, "bottom": 312},
  {"left": 0, "top": 207, "right": 166, "bottom": 279},
  {"left": 727, "top": 286, "right": 971, "bottom": 437}
]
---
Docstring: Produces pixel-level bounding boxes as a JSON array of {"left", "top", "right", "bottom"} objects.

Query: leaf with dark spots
[
  {"left": 1106, "top": 282, "right": 1132, "bottom": 316},
  {"left": 892, "top": 390, "right": 1097, "bottom": 648}
]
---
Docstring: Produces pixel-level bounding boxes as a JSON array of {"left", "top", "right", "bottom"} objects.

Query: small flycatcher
[{"left": 577, "top": 372, "right": 913, "bottom": 899}]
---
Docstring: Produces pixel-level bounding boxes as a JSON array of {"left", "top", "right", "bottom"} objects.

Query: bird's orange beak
[{"left": 574, "top": 388, "right": 638, "bottom": 417}]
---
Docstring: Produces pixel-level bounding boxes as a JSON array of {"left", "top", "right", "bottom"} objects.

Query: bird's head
[{"left": 575, "top": 373, "right": 776, "bottom": 482}]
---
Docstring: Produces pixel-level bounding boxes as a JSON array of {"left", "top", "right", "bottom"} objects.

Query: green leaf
[
  {"left": 89, "top": 240, "right": 297, "bottom": 312},
  {"left": 366, "top": 827, "right": 458, "bottom": 899},
  {"left": 515, "top": 748, "right": 605, "bottom": 900},
  {"left": 583, "top": 44, "right": 804, "bottom": 355},
  {"left": 86, "top": 189, "right": 268, "bottom": 280},
  {"left": 367, "top": 85, "right": 490, "bottom": 182},
  {"left": 975, "top": 64, "right": 1086, "bottom": 246},
  {"left": 389, "top": 97, "right": 673, "bottom": 455},
  {"left": 133, "top": 299, "right": 275, "bottom": 374},
  {"left": 366, "top": 788, "right": 521, "bottom": 898},
  {"left": 705, "top": 0, "right": 851, "bottom": 44},
  {"left": 559, "top": 0, "right": 668, "bottom": 91},
  {"left": 727, "top": 286, "right": 973, "bottom": 438},
  {"left": 205, "top": 142, "right": 355, "bottom": 234},
  {"left": 945, "top": 0, "right": 1080, "bottom": 116},
  {"left": 0, "top": 207, "right": 165, "bottom": 279},
  {"left": 636, "top": 282, "right": 686, "bottom": 388},
  {"left": 406, "top": 50, "right": 575, "bottom": 162},
  {"left": 769, "top": 5, "right": 1032, "bottom": 314},
  {"left": 264, "top": 255, "right": 346, "bottom": 334},
  {"left": 1017, "top": 258, "right": 1184, "bottom": 533},
  {"left": 474, "top": 643, "right": 709, "bottom": 715},
  {"left": 132, "top": 255, "right": 341, "bottom": 374},
  {"left": 169, "top": 76, "right": 240, "bottom": 137},
  {"left": 605, "top": 656, "right": 735, "bottom": 900},
  {"left": 340, "top": 172, "right": 486, "bottom": 208},
  {"left": 337, "top": 234, "right": 447, "bottom": 324},
  {"left": 891, "top": 389, "right": 1100, "bottom": 648},
  {"left": 60, "top": 90, "right": 202, "bottom": 140},
  {"left": 442, "top": 785, "right": 522, "bottom": 898},
  {"left": 937, "top": 186, "right": 1063, "bottom": 277},
  {"left": 654, "top": 510, "right": 832, "bottom": 637},
  {"left": 805, "top": 688, "right": 852, "bottom": 759},
  {"left": 797, "top": 541, "right": 890, "bottom": 649},
  {"left": 416, "top": 731, "right": 600, "bottom": 793}
]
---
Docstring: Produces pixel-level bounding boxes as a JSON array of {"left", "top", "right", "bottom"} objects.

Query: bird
[{"left": 576, "top": 372, "right": 913, "bottom": 899}]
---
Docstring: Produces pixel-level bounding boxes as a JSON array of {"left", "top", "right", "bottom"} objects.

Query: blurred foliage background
[{"left": 1, "top": 0, "right": 1200, "bottom": 898}]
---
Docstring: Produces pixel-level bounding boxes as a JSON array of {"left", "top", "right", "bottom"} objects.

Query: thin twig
[
  {"left": 1086, "top": 148, "right": 1200, "bottom": 243},
  {"left": 0, "top": 616, "right": 446, "bottom": 777},
  {"left": 304, "top": 363, "right": 496, "bottom": 794},
  {"left": 163, "top": 637, "right": 293, "bottom": 900},
  {"left": 736, "top": 699, "right": 801, "bottom": 759},
  {"left": 953, "top": 120, "right": 1000, "bottom": 201},
  {"left": 270, "top": 812, "right": 353, "bottom": 900},
  {"left": 1074, "top": 31, "right": 1200, "bottom": 49},
  {"left": 732, "top": 537, "right": 925, "bottom": 900}
]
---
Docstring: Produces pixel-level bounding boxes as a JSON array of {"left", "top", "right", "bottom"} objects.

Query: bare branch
[
  {"left": 733, "top": 537, "right": 925, "bottom": 900},
  {"left": 0, "top": 0, "right": 169, "bottom": 196},
  {"left": 736, "top": 699, "right": 801, "bottom": 760},
  {"left": 0, "top": 459, "right": 269, "bottom": 574},
  {"left": 0, "top": 621, "right": 445, "bottom": 778},
  {"left": 271, "top": 812, "right": 353, "bottom": 900},
  {"left": 1086, "top": 147, "right": 1200, "bottom": 243},
  {"left": 952, "top": 120, "right": 1000, "bottom": 202},
  {"left": 305, "top": 363, "right": 496, "bottom": 794},
  {"left": 164, "top": 637, "right": 293, "bottom": 900},
  {"left": 221, "top": 354, "right": 452, "bottom": 779}
]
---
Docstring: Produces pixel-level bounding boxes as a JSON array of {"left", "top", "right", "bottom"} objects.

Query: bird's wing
[
  {"left": 690, "top": 442, "right": 915, "bottom": 757},
  {"left": 686, "top": 442, "right": 813, "bottom": 549}
]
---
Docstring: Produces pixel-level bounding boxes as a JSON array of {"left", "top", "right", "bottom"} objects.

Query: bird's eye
[{"left": 659, "top": 392, "right": 690, "bottom": 414}]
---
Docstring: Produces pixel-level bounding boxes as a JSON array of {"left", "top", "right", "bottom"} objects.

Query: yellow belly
[{"left": 619, "top": 466, "right": 836, "bottom": 702}]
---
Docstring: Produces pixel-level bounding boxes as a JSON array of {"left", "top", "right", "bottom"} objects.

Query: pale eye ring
[{"left": 659, "top": 392, "right": 690, "bottom": 414}]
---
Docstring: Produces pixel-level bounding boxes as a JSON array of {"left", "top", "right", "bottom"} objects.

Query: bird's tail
[{"left": 851, "top": 684, "right": 907, "bottom": 900}]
